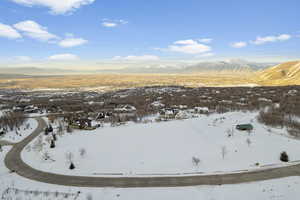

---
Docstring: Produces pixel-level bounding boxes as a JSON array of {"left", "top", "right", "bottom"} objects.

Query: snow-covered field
[
  {"left": 1, "top": 112, "right": 300, "bottom": 199},
  {"left": 22, "top": 112, "right": 300, "bottom": 176},
  {"left": 0, "top": 145, "right": 300, "bottom": 200},
  {"left": 0, "top": 118, "right": 38, "bottom": 143}
]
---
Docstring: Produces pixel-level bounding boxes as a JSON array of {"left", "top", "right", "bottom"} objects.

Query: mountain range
[{"left": 0, "top": 59, "right": 276, "bottom": 76}]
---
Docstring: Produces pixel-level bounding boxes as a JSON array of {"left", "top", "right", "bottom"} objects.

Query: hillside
[
  {"left": 0, "top": 60, "right": 273, "bottom": 75},
  {"left": 258, "top": 61, "right": 300, "bottom": 85}
]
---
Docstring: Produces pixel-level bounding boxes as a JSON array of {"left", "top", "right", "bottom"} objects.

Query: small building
[
  {"left": 159, "top": 108, "right": 179, "bottom": 119},
  {"left": 236, "top": 124, "right": 254, "bottom": 131},
  {"left": 114, "top": 104, "right": 136, "bottom": 113},
  {"left": 194, "top": 107, "right": 209, "bottom": 114},
  {"left": 175, "top": 110, "right": 189, "bottom": 120},
  {"left": 96, "top": 112, "right": 113, "bottom": 120},
  {"left": 75, "top": 118, "right": 92, "bottom": 130}
]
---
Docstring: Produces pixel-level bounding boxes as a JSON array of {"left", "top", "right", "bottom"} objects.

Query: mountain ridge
[
  {"left": 0, "top": 60, "right": 275, "bottom": 75},
  {"left": 258, "top": 60, "right": 300, "bottom": 85}
]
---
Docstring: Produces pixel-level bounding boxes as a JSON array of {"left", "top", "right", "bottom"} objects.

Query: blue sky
[{"left": 0, "top": 0, "right": 300, "bottom": 69}]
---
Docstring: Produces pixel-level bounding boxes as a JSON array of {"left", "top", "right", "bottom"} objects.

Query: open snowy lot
[
  {"left": 22, "top": 112, "right": 300, "bottom": 176},
  {"left": 1, "top": 146, "right": 300, "bottom": 200},
  {"left": 0, "top": 118, "right": 38, "bottom": 143}
]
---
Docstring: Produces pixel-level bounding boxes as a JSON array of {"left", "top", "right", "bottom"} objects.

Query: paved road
[{"left": 4, "top": 117, "right": 300, "bottom": 188}]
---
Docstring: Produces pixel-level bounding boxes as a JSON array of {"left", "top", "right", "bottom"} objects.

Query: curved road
[{"left": 4, "top": 117, "right": 300, "bottom": 188}]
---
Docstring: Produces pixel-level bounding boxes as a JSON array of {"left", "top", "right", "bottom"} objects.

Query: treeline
[
  {"left": 0, "top": 111, "right": 26, "bottom": 131},
  {"left": 257, "top": 106, "right": 300, "bottom": 137}
]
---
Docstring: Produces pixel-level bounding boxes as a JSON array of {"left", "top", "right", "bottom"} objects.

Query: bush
[
  {"left": 50, "top": 140, "right": 55, "bottom": 148},
  {"left": 69, "top": 162, "right": 75, "bottom": 170},
  {"left": 280, "top": 151, "right": 289, "bottom": 162}
]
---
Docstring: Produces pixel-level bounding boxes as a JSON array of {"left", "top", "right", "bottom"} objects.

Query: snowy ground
[
  {"left": 0, "top": 118, "right": 38, "bottom": 143},
  {"left": 22, "top": 112, "right": 300, "bottom": 176},
  {"left": 1, "top": 114, "right": 300, "bottom": 199},
  {"left": 2, "top": 146, "right": 300, "bottom": 200}
]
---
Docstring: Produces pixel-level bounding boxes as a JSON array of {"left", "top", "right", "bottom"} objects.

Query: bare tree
[
  {"left": 246, "top": 138, "right": 252, "bottom": 147},
  {"left": 192, "top": 156, "right": 200, "bottom": 166},
  {"left": 42, "top": 151, "right": 51, "bottom": 160},
  {"left": 66, "top": 125, "right": 73, "bottom": 133},
  {"left": 65, "top": 152, "right": 74, "bottom": 164},
  {"left": 226, "top": 128, "right": 234, "bottom": 137},
  {"left": 32, "top": 135, "right": 43, "bottom": 152},
  {"left": 79, "top": 148, "right": 87, "bottom": 158},
  {"left": 57, "top": 121, "right": 65, "bottom": 136},
  {"left": 221, "top": 146, "right": 227, "bottom": 159},
  {"left": 45, "top": 135, "right": 52, "bottom": 144},
  {"left": 0, "top": 111, "right": 26, "bottom": 131}
]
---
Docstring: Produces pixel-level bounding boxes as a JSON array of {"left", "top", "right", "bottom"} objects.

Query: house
[
  {"left": 236, "top": 124, "right": 254, "bottom": 131},
  {"left": 13, "top": 106, "right": 25, "bottom": 112},
  {"left": 24, "top": 105, "right": 40, "bottom": 113},
  {"left": 175, "top": 110, "right": 189, "bottom": 119},
  {"left": 114, "top": 104, "right": 136, "bottom": 113},
  {"left": 150, "top": 101, "right": 165, "bottom": 108},
  {"left": 194, "top": 107, "right": 209, "bottom": 114},
  {"left": 69, "top": 118, "right": 95, "bottom": 130},
  {"left": 96, "top": 112, "right": 112, "bottom": 120},
  {"left": 77, "top": 119, "right": 92, "bottom": 129},
  {"left": 159, "top": 108, "right": 179, "bottom": 119}
]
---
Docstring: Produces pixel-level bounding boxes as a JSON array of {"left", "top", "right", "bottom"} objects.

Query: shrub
[
  {"left": 69, "top": 162, "right": 75, "bottom": 170},
  {"left": 50, "top": 140, "right": 55, "bottom": 148},
  {"left": 280, "top": 151, "right": 289, "bottom": 162}
]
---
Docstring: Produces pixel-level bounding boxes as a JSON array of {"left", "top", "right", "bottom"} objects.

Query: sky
[{"left": 0, "top": 0, "right": 300, "bottom": 70}]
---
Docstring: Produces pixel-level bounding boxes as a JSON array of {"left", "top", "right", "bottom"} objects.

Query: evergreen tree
[
  {"left": 50, "top": 140, "right": 55, "bottom": 148},
  {"left": 48, "top": 125, "right": 53, "bottom": 133},
  {"left": 69, "top": 162, "right": 75, "bottom": 170},
  {"left": 280, "top": 151, "right": 289, "bottom": 162},
  {"left": 52, "top": 133, "right": 57, "bottom": 141},
  {"left": 44, "top": 127, "right": 49, "bottom": 135}
]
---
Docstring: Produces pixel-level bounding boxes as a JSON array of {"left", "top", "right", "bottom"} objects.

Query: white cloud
[
  {"left": 252, "top": 34, "right": 291, "bottom": 45},
  {"left": 48, "top": 54, "right": 79, "bottom": 61},
  {"left": 231, "top": 41, "right": 247, "bottom": 48},
  {"left": 10, "top": 0, "right": 95, "bottom": 14},
  {"left": 168, "top": 39, "right": 211, "bottom": 54},
  {"left": 101, "top": 19, "right": 128, "bottom": 28},
  {"left": 198, "top": 38, "right": 213, "bottom": 43},
  {"left": 198, "top": 52, "right": 215, "bottom": 57},
  {"left": 14, "top": 20, "right": 58, "bottom": 42},
  {"left": 58, "top": 37, "right": 88, "bottom": 47},
  {"left": 113, "top": 55, "right": 160, "bottom": 61},
  {"left": 15, "top": 56, "right": 32, "bottom": 61},
  {"left": 102, "top": 22, "right": 117, "bottom": 28},
  {"left": 0, "top": 23, "right": 22, "bottom": 39},
  {"left": 174, "top": 40, "right": 197, "bottom": 45}
]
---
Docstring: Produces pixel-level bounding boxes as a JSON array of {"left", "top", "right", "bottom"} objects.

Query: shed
[{"left": 236, "top": 124, "right": 253, "bottom": 131}]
